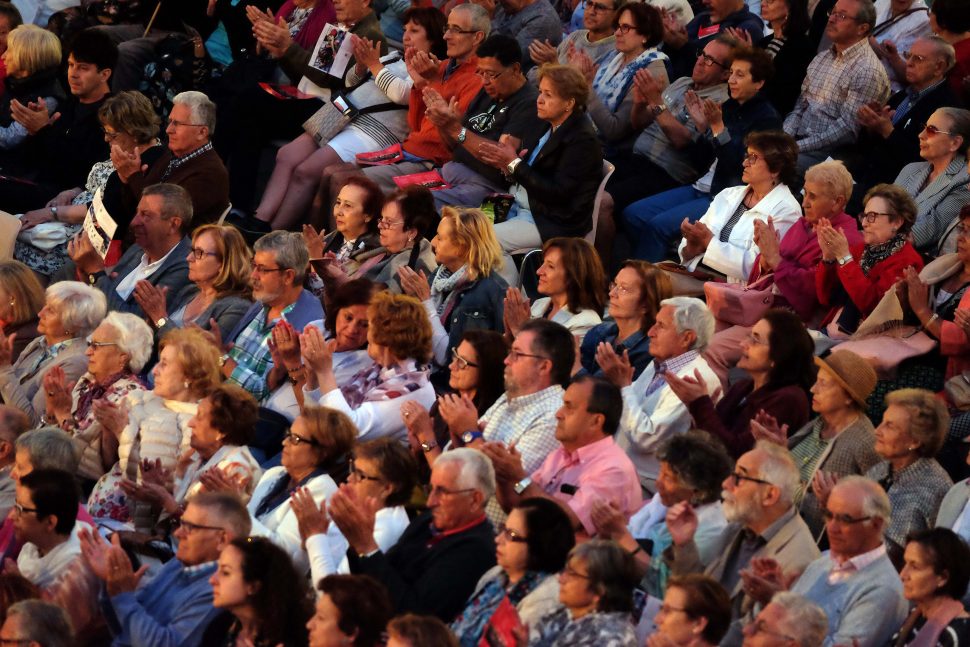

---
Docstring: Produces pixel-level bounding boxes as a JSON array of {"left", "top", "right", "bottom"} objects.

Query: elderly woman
[
  {"left": 86, "top": 328, "right": 222, "bottom": 532},
  {"left": 303, "top": 292, "right": 436, "bottom": 443},
  {"left": 581, "top": 261, "right": 671, "bottom": 380},
  {"left": 478, "top": 64, "right": 604, "bottom": 263},
  {"left": 676, "top": 131, "right": 802, "bottom": 286},
  {"left": 892, "top": 528, "right": 970, "bottom": 644},
  {"left": 575, "top": 2, "right": 668, "bottom": 147},
  {"left": 704, "top": 160, "right": 863, "bottom": 386},
  {"left": 894, "top": 108, "right": 970, "bottom": 256},
  {"left": 41, "top": 312, "right": 149, "bottom": 485},
  {"left": 0, "top": 260, "right": 43, "bottom": 362},
  {"left": 753, "top": 350, "right": 881, "bottom": 538},
  {"left": 319, "top": 277, "right": 375, "bottom": 384},
  {"left": 506, "top": 238, "right": 606, "bottom": 342},
  {"left": 307, "top": 176, "right": 383, "bottom": 282},
  {"left": 451, "top": 498, "right": 575, "bottom": 646},
  {"left": 15, "top": 91, "right": 162, "bottom": 278},
  {"left": 0, "top": 25, "right": 61, "bottom": 151},
  {"left": 649, "top": 574, "right": 732, "bottom": 647},
  {"left": 593, "top": 430, "right": 731, "bottom": 598},
  {"left": 399, "top": 207, "right": 506, "bottom": 369},
  {"left": 816, "top": 183, "right": 924, "bottom": 337},
  {"left": 530, "top": 540, "right": 639, "bottom": 646},
  {"left": 134, "top": 224, "right": 253, "bottom": 341},
  {"left": 866, "top": 388, "right": 952, "bottom": 566},
  {"left": 256, "top": 7, "right": 446, "bottom": 231}
]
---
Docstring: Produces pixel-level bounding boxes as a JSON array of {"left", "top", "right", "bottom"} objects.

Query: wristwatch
[
  {"left": 457, "top": 127, "right": 467, "bottom": 143},
  {"left": 420, "top": 440, "right": 437, "bottom": 452},
  {"left": 650, "top": 102, "right": 668, "bottom": 117},
  {"left": 154, "top": 317, "right": 167, "bottom": 330},
  {"left": 513, "top": 476, "right": 533, "bottom": 495},
  {"left": 50, "top": 206, "right": 58, "bottom": 222},
  {"left": 462, "top": 430, "right": 484, "bottom": 444},
  {"left": 506, "top": 157, "right": 522, "bottom": 176},
  {"left": 837, "top": 254, "right": 854, "bottom": 266}
]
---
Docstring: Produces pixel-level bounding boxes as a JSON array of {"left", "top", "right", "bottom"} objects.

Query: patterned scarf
[
  {"left": 592, "top": 48, "right": 666, "bottom": 112},
  {"left": 860, "top": 233, "right": 906, "bottom": 274},
  {"left": 430, "top": 264, "right": 469, "bottom": 321},
  {"left": 161, "top": 142, "right": 214, "bottom": 181},
  {"left": 75, "top": 370, "right": 138, "bottom": 422},
  {"left": 339, "top": 361, "right": 430, "bottom": 409},
  {"left": 450, "top": 571, "right": 546, "bottom": 646}
]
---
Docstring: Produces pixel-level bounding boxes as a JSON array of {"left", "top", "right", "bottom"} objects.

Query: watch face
[{"left": 462, "top": 431, "right": 473, "bottom": 443}]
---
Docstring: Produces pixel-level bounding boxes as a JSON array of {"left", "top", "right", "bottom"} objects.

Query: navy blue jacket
[{"left": 669, "top": 7, "right": 765, "bottom": 79}]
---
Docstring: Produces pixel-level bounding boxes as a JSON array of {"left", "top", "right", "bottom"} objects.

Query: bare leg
[
  {"left": 256, "top": 134, "right": 319, "bottom": 224},
  {"left": 271, "top": 145, "right": 345, "bottom": 230}
]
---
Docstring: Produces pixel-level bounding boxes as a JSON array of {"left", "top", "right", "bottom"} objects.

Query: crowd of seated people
[{"left": 3, "top": 0, "right": 970, "bottom": 642}]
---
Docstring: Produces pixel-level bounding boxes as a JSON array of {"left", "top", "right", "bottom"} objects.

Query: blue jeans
[{"left": 621, "top": 186, "right": 712, "bottom": 261}]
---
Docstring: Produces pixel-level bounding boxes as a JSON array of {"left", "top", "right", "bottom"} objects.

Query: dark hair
[
  {"left": 731, "top": 45, "right": 774, "bottom": 83},
  {"left": 658, "top": 430, "right": 734, "bottom": 505},
  {"left": 541, "top": 238, "right": 607, "bottom": 315},
  {"left": 519, "top": 319, "right": 576, "bottom": 387},
  {"left": 142, "top": 183, "right": 194, "bottom": 235},
  {"left": 459, "top": 329, "right": 509, "bottom": 414},
  {"left": 385, "top": 185, "right": 438, "bottom": 238},
  {"left": 318, "top": 575, "right": 394, "bottom": 647},
  {"left": 571, "top": 540, "right": 640, "bottom": 613},
  {"left": 781, "top": 0, "right": 811, "bottom": 37},
  {"left": 0, "top": 574, "right": 39, "bottom": 627},
  {"left": 763, "top": 309, "right": 816, "bottom": 392},
  {"left": 614, "top": 2, "right": 664, "bottom": 48},
  {"left": 0, "top": 4, "right": 23, "bottom": 31},
  {"left": 403, "top": 6, "right": 448, "bottom": 59},
  {"left": 66, "top": 27, "right": 118, "bottom": 70},
  {"left": 354, "top": 438, "right": 418, "bottom": 507},
  {"left": 515, "top": 497, "right": 575, "bottom": 572},
  {"left": 667, "top": 575, "right": 732, "bottom": 644},
  {"left": 20, "top": 470, "right": 78, "bottom": 535},
  {"left": 325, "top": 278, "right": 377, "bottom": 338},
  {"left": 744, "top": 130, "right": 799, "bottom": 187},
  {"left": 571, "top": 376, "right": 623, "bottom": 436},
  {"left": 388, "top": 614, "right": 458, "bottom": 647},
  {"left": 862, "top": 183, "right": 918, "bottom": 234},
  {"left": 930, "top": 0, "right": 970, "bottom": 33},
  {"left": 207, "top": 384, "right": 259, "bottom": 446},
  {"left": 228, "top": 537, "right": 312, "bottom": 647},
  {"left": 905, "top": 528, "right": 970, "bottom": 600},
  {"left": 476, "top": 33, "right": 522, "bottom": 66},
  {"left": 619, "top": 260, "right": 672, "bottom": 333},
  {"left": 339, "top": 176, "right": 384, "bottom": 236}
]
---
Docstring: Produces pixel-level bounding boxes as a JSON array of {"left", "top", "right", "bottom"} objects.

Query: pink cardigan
[{"left": 940, "top": 288, "right": 970, "bottom": 380}]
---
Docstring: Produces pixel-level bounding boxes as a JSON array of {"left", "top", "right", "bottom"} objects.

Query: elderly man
[
  {"left": 114, "top": 91, "right": 229, "bottom": 224},
  {"left": 742, "top": 592, "right": 828, "bottom": 647},
  {"left": 84, "top": 492, "right": 252, "bottom": 647},
  {"left": 485, "top": 376, "right": 642, "bottom": 536},
  {"left": 334, "top": 448, "right": 496, "bottom": 622},
  {"left": 0, "top": 406, "right": 29, "bottom": 518},
  {"left": 488, "top": 0, "right": 561, "bottom": 70},
  {"left": 667, "top": 441, "right": 820, "bottom": 643},
  {"left": 222, "top": 231, "right": 323, "bottom": 406},
  {"left": 526, "top": 0, "right": 617, "bottom": 83},
  {"left": 69, "top": 183, "right": 192, "bottom": 322},
  {"left": 784, "top": 0, "right": 890, "bottom": 173},
  {"left": 0, "top": 600, "right": 73, "bottom": 647},
  {"left": 607, "top": 296, "right": 720, "bottom": 492}
]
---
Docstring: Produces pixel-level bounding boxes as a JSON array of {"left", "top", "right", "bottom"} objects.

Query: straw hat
[{"left": 815, "top": 350, "right": 877, "bottom": 409}]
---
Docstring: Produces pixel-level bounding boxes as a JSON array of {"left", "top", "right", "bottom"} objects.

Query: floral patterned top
[{"left": 531, "top": 609, "right": 636, "bottom": 647}]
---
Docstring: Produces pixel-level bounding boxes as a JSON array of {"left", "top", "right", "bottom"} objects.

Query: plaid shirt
[
  {"left": 481, "top": 385, "right": 563, "bottom": 474},
  {"left": 227, "top": 302, "right": 296, "bottom": 402},
  {"left": 784, "top": 39, "right": 890, "bottom": 153},
  {"left": 644, "top": 350, "right": 700, "bottom": 397}
]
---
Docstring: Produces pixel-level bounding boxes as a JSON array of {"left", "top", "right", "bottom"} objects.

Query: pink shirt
[{"left": 531, "top": 436, "right": 643, "bottom": 535}]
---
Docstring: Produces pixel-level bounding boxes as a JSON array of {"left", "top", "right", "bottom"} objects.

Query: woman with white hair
[
  {"left": 0, "top": 281, "right": 105, "bottom": 426},
  {"left": 41, "top": 312, "right": 151, "bottom": 485}
]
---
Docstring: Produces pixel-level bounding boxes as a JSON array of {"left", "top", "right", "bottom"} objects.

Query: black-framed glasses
[
  {"left": 250, "top": 262, "right": 287, "bottom": 274},
  {"left": 507, "top": 349, "right": 551, "bottom": 362},
  {"left": 190, "top": 247, "right": 220, "bottom": 260},
  {"left": 615, "top": 23, "right": 636, "bottom": 35},
  {"left": 451, "top": 347, "right": 479, "bottom": 370},
  {"left": 176, "top": 518, "right": 225, "bottom": 533},
  {"left": 859, "top": 211, "right": 895, "bottom": 224},
  {"left": 476, "top": 67, "right": 508, "bottom": 81},
  {"left": 696, "top": 50, "right": 729, "bottom": 69},
  {"left": 349, "top": 458, "right": 382, "bottom": 482},
  {"left": 12, "top": 502, "right": 39, "bottom": 516},
  {"left": 497, "top": 524, "right": 528, "bottom": 543},
  {"left": 444, "top": 24, "right": 478, "bottom": 35},
  {"left": 826, "top": 8, "right": 859, "bottom": 21},
  {"left": 822, "top": 510, "right": 872, "bottom": 525},
  {"left": 86, "top": 337, "right": 118, "bottom": 350},
  {"left": 729, "top": 471, "right": 772, "bottom": 487},
  {"left": 284, "top": 431, "right": 321, "bottom": 447},
  {"left": 922, "top": 123, "right": 956, "bottom": 137}
]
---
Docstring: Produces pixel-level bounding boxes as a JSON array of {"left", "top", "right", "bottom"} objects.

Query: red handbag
[{"left": 703, "top": 274, "right": 775, "bottom": 327}]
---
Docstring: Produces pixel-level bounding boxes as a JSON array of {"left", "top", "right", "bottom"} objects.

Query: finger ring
[
  {"left": 47, "top": 391, "right": 54, "bottom": 396},
  {"left": 403, "top": 411, "right": 411, "bottom": 418}
]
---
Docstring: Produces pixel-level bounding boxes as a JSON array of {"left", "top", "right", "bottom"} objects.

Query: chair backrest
[{"left": 586, "top": 160, "right": 616, "bottom": 245}]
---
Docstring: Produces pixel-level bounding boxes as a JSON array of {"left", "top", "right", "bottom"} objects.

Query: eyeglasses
[
  {"left": 587, "top": 1, "right": 613, "bottom": 11},
  {"left": 561, "top": 563, "right": 591, "bottom": 579},
  {"left": 859, "top": 211, "right": 895, "bottom": 224},
  {"left": 167, "top": 119, "right": 206, "bottom": 129},
  {"left": 444, "top": 24, "right": 478, "bottom": 35},
  {"left": 822, "top": 510, "right": 872, "bottom": 525},
  {"left": 86, "top": 337, "right": 118, "bottom": 350},
  {"left": 102, "top": 128, "right": 123, "bottom": 141},
  {"left": 747, "top": 618, "right": 797, "bottom": 643},
  {"left": 189, "top": 247, "right": 220, "bottom": 260},
  {"left": 904, "top": 51, "right": 930, "bottom": 63},
  {"left": 742, "top": 152, "right": 762, "bottom": 165},
  {"left": 476, "top": 68, "right": 508, "bottom": 81},
  {"left": 175, "top": 518, "right": 225, "bottom": 533},
  {"left": 922, "top": 123, "right": 956, "bottom": 137},
  {"left": 283, "top": 431, "right": 321, "bottom": 447},
  {"left": 507, "top": 349, "right": 551, "bottom": 362},
  {"left": 615, "top": 23, "right": 637, "bottom": 35},
  {"left": 250, "top": 262, "right": 287, "bottom": 274},
  {"left": 497, "top": 524, "right": 529, "bottom": 543},
  {"left": 744, "top": 332, "right": 769, "bottom": 346},
  {"left": 696, "top": 50, "right": 729, "bottom": 69},
  {"left": 349, "top": 458, "right": 382, "bottom": 482},
  {"left": 377, "top": 217, "right": 405, "bottom": 230},
  {"left": 659, "top": 603, "right": 690, "bottom": 615},
  {"left": 729, "top": 471, "right": 773, "bottom": 487},
  {"left": 450, "top": 347, "right": 479, "bottom": 370},
  {"left": 12, "top": 502, "right": 39, "bottom": 516},
  {"left": 826, "top": 8, "right": 859, "bottom": 21},
  {"left": 609, "top": 281, "right": 637, "bottom": 296},
  {"left": 428, "top": 485, "right": 476, "bottom": 498}
]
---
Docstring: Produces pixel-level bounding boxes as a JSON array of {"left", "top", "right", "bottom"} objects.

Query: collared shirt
[
  {"left": 531, "top": 436, "right": 642, "bottom": 535},
  {"left": 181, "top": 559, "right": 217, "bottom": 577},
  {"left": 644, "top": 349, "right": 699, "bottom": 398},
  {"left": 114, "top": 241, "right": 181, "bottom": 301},
  {"left": 892, "top": 79, "right": 944, "bottom": 125},
  {"left": 227, "top": 301, "right": 298, "bottom": 402},
  {"left": 828, "top": 543, "right": 887, "bottom": 584},
  {"left": 14, "top": 337, "right": 78, "bottom": 385},
  {"left": 161, "top": 142, "right": 214, "bottom": 181},
  {"left": 722, "top": 507, "right": 795, "bottom": 593},
  {"left": 481, "top": 385, "right": 563, "bottom": 474},
  {"left": 783, "top": 38, "right": 890, "bottom": 152}
]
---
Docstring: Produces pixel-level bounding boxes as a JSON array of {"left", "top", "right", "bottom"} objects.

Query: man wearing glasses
[
  {"left": 665, "top": 0, "right": 764, "bottom": 80},
  {"left": 741, "top": 592, "right": 828, "bottom": 647},
  {"left": 527, "top": 0, "right": 618, "bottom": 84}
]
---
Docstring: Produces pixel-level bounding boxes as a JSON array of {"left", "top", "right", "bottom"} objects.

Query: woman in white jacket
[{"left": 677, "top": 131, "right": 802, "bottom": 284}]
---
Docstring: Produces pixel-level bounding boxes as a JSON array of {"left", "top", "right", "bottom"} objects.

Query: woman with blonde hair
[
  {"left": 0, "top": 24, "right": 61, "bottom": 150},
  {"left": 399, "top": 206, "right": 506, "bottom": 371},
  {"left": 0, "top": 260, "right": 44, "bottom": 362}
]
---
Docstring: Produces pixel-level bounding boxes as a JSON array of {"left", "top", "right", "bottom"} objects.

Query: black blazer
[{"left": 510, "top": 111, "right": 604, "bottom": 241}]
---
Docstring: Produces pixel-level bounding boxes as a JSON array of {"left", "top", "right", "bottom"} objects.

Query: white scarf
[{"left": 18, "top": 523, "right": 88, "bottom": 588}]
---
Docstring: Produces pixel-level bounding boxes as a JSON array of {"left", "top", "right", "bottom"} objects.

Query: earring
[{"left": 183, "top": 381, "right": 190, "bottom": 390}]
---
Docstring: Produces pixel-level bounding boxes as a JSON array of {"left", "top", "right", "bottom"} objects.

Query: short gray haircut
[
  {"left": 254, "top": 231, "right": 310, "bottom": 283},
  {"left": 753, "top": 441, "right": 800, "bottom": 507},
  {"left": 0, "top": 406, "right": 28, "bottom": 444},
  {"left": 142, "top": 183, "right": 194, "bottom": 233},
  {"left": 660, "top": 296, "right": 715, "bottom": 350},
  {"left": 45, "top": 281, "right": 106, "bottom": 338},
  {"left": 922, "top": 35, "right": 956, "bottom": 71},
  {"left": 936, "top": 107, "right": 970, "bottom": 154},
  {"left": 452, "top": 3, "right": 491, "bottom": 36},
  {"left": 15, "top": 428, "right": 80, "bottom": 472},
  {"left": 770, "top": 592, "right": 829, "bottom": 647},
  {"left": 188, "top": 491, "right": 252, "bottom": 538},
  {"left": 832, "top": 475, "right": 891, "bottom": 533},
  {"left": 6, "top": 600, "right": 73, "bottom": 647},
  {"left": 172, "top": 90, "right": 216, "bottom": 134},
  {"left": 434, "top": 448, "right": 496, "bottom": 500},
  {"left": 101, "top": 312, "right": 154, "bottom": 373}
]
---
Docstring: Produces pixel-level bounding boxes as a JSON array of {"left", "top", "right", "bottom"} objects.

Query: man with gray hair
[
  {"left": 0, "top": 406, "right": 28, "bottom": 517},
  {"left": 113, "top": 91, "right": 229, "bottom": 224},
  {"left": 334, "top": 447, "right": 497, "bottom": 621},
  {"left": 1, "top": 599, "right": 74, "bottom": 647},
  {"left": 605, "top": 296, "right": 720, "bottom": 491},
  {"left": 667, "top": 441, "right": 820, "bottom": 645},
  {"left": 742, "top": 592, "right": 828, "bottom": 647},
  {"left": 222, "top": 231, "right": 323, "bottom": 404}
]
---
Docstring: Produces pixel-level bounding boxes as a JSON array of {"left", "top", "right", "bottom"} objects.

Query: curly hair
[
  {"left": 541, "top": 238, "right": 607, "bottom": 315},
  {"left": 300, "top": 405, "right": 357, "bottom": 464},
  {"left": 158, "top": 327, "right": 222, "bottom": 400},
  {"left": 206, "top": 384, "right": 259, "bottom": 446},
  {"left": 368, "top": 292, "right": 433, "bottom": 364},
  {"left": 318, "top": 575, "right": 393, "bottom": 647},
  {"left": 325, "top": 278, "right": 376, "bottom": 338},
  {"left": 191, "top": 224, "right": 254, "bottom": 299},
  {"left": 658, "top": 430, "right": 733, "bottom": 505},
  {"left": 618, "top": 260, "right": 672, "bottom": 333},
  {"left": 98, "top": 91, "right": 160, "bottom": 145}
]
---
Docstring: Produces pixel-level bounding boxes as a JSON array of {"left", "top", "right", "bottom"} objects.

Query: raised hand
[
  {"left": 10, "top": 98, "right": 59, "bottom": 135},
  {"left": 753, "top": 217, "right": 781, "bottom": 271},
  {"left": 750, "top": 409, "right": 789, "bottom": 445},
  {"left": 271, "top": 320, "right": 302, "bottom": 369},
  {"left": 397, "top": 266, "right": 430, "bottom": 301},
  {"left": 528, "top": 39, "right": 558, "bottom": 66},
  {"left": 633, "top": 68, "right": 664, "bottom": 106},
  {"left": 92, "top": 399, "right": 129, "bottom": 439},
  {"left": 253, "top": 16, "right": 292, "bottom": 59},
  {"left": 480, "top": 441, "right": 527, "bottom": 483},
  {"left": 595, "top": 343, "right": 634, "bottom": 388},
  {"left": 437, "top": 393, "right": 479, "bottom": 438},
  {"left": 665, "top": 501, "right": 698, "bottom": 547},
  {"left": 132, "top": 281, "right": 169, "bottom": 323},
  {"left": 665, "top": 368, "right": 713, "bottom": 405},
  {"left": 105, "top": 533, "right": 148, "bottom": 595},
  {"left": 684, "top": 90, "right": 709, "bottom": 133},
  {"left": 42, "top": 366, "right": 73, "bottom": 423},
  {"left": 503, "top": 287, "right": 532, "bottom": 336},
  {"left": 300, "top": 325, "right": 334, "bottom": 376},
  {"left": 199, "top": 465, "right": 244, "bottom": 495},
  {"left": 811, "top": 470, "right": 840, "bottom": 507},
  {"left": 110, "top": 143, "right": 147, "bottom": 183},
  {"left": 327, "top": 484, "right": 380, "bottom": 554},
  {"left": 477, "top": 138, "right": 522, "bottom": 170},
  {"left": 400, "top": 400, "right": 435, "bottom": 452},
  {"left": 291, "top": 486, "right": 330, "bottom": 543},
  {"left": 590, "top": 499, "right": 627, "bottom": 539},
  {"left": 351, "top": 35, "right": 382, "bottom": 72},
  {"left": 302, "top": 223, "right": 326, "bottom": 259},
  {"left": 740, "top": 557, "right": 786, "bottom": 604}
]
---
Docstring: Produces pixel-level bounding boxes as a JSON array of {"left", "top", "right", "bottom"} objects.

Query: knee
[{"left": 293, "top": 161, "right": 321, "bottom": 184}]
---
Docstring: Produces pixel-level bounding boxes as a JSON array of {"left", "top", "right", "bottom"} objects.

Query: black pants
[{"left": 606, "top": 153, "right": 681, "bottom": 214}]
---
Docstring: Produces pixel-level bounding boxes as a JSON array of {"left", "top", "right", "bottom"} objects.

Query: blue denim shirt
[{"left": 578, "top": 321, "right": 652, "bottom": 380}]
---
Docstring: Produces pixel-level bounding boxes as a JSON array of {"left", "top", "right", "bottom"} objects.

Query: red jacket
[{"left": 403, "top": 57, "right": 483, "bottom": 165}]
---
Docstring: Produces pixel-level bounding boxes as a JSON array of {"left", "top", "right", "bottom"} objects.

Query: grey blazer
[
  {"left": 0, "top": 337, "right": 88, "bottom": 426},
  {"left": 96, "top": 237, "right": 193, "bottom": 318},
  {"left": 894, "top": 156, "right": 970, "bottom": 255},
  {"left": 936, "top": 478, "right": 970, "bottom": 530},
  {"left": 156, "top": 284, "right": 253, "bottom": 342}
]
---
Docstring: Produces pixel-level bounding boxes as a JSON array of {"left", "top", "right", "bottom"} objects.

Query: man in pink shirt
[{"left": 484, "top": 376, "right": 642, "bottom": 537}]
